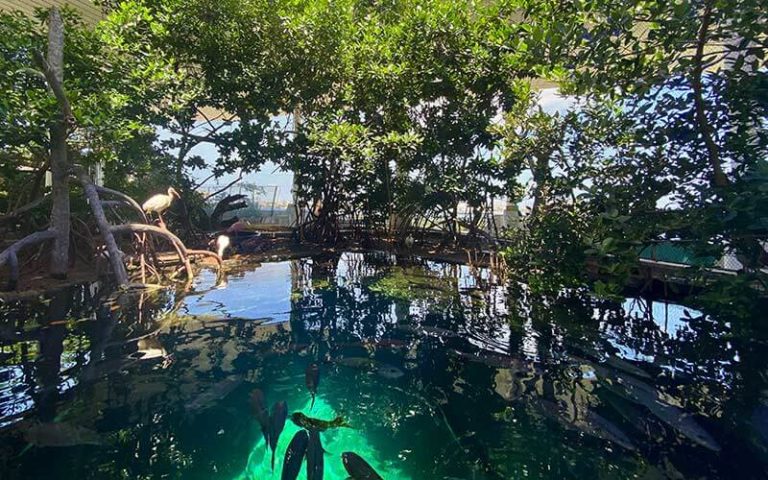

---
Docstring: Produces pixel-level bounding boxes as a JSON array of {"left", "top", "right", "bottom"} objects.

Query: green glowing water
[{"left": 236, "top": 396, "right": 410, "bottom": 480}]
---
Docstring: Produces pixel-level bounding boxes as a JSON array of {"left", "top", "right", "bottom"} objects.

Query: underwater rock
[{"left": 493, "top": 368, "right": 527, "bottom": 402}]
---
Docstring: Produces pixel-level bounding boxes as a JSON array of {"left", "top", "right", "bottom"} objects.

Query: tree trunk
[
  {"left": 46, "top": 8, "right": 71, "bottom": 279},
  {"left": 529, "top": 152, "right": 552, "bottom": 218}
]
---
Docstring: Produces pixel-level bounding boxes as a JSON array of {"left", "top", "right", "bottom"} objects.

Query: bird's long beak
[{"left": 170, "top": 187, "right": 180, "bottom": 199}]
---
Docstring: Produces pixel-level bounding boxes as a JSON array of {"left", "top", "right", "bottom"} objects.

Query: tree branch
[
  {"left": 691, "top": 0, "right": 728, "bottom": 187},
  {"left": 0, "top": 195, "right": 50, "bottom": 224},
  {"left": 95, "top": 185, "right": 150, "bottom": 223},
  {"left": 203, "top": 171, "right": 244, "bottom": 201}
]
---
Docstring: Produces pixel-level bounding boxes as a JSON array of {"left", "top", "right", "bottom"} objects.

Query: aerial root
[
  {"left": 0, "top": 229, "right": 57, "bottom": 290},
  {"left": 2, "top": 172, "right": 221, "bottom": 290}
]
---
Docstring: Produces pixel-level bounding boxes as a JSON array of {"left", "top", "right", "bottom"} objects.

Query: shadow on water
[{"left": 1, "top": 251, "right": 767, "bottom": 479}]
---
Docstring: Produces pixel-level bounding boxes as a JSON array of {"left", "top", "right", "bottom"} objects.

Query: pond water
[{"left": 0, "top": 251, "right": 766, "bottom": 479}]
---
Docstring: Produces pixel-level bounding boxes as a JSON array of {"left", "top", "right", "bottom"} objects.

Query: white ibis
[
  {"left": 142, "top": 187, "right": 180, "bottom": 228},
  {"left": 215, "top": 234, "right": 231, "bottom": 259}
]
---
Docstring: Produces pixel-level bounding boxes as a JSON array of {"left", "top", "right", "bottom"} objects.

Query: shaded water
[{"left": 0, "top": 251, "right": 767, "bottom": 479}]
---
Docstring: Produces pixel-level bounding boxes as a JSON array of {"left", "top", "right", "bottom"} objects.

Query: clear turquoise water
[{"left": 0, "top": 251, "right": 766, "bottom": 479}]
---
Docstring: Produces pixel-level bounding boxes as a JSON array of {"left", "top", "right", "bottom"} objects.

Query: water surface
[{"left": 0, "top": 251, "right": 766, "bottom": 479}]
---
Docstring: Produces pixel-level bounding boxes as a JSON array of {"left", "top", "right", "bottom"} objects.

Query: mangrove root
[{"left": 0, "top": 229, "right": 57, "bottom": 290}]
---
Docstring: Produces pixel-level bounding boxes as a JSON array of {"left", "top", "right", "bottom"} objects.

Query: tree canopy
[{"left": 0, "top": 0, "right": 765, "bottom": 296}]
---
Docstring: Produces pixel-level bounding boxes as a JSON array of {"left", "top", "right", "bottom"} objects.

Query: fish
[
  {"left": 269, "top": 400, "right": 288, "bottom": 470},
  {"left": 281, "top": 430, "right": 309, "bottom": 480},
  {"left": 334, "top": 357, "right": 404, "bottom": 380},
  {"left": 374, "top": 338, "right": 408, "bottom": 349},
  {"left": 533, "top": 400, "right": 635, "bottom": 451},
  {"left": 334, "top": 357, "right": 377, "bottom": 369},
  {"left": 342, "top": 452, "right": 383, "bottom": 480},
  {"left": 567, "top": 343, "right": 653, "bottom": 380},
  {"left": 614, "top": 376, "right": 719, "bottom": 451},
  {"left": 601, "top": 388, "right": 660, "bottom": 437},
  {"left": 249, "top": 389, "right": 270, "bottom": 448},
  {"left": 449, "top": 349, "right": 532, "bottom": 371},
  {"left": 22, "top": 422, "right": 102, "bottom": 447},
  {"left": 603, "top": 355, "right": 653, "bottom": 380},
  {"left": 396, "top": 324, "right": 459, "bottom": 338},
  {"left": 376, "top": 364, "right": 404, "bottom": 379},
  {"left": 596, "top": 366, "right": 721, "bottom": 451},
  {"left": 306, "top": 363, "right": 320, "bottom": 409},
  {"left": 577, "top": 410, "right": 637, "bottom": 451},
  {"left": 185, "top": 375, "right": 243, "bottom": 413},
  {"left": 290, "top": 412, "right": 351, "bottom": 431},
  {"left": 306, "top": 429, "right": 324, "bottom": 480}
]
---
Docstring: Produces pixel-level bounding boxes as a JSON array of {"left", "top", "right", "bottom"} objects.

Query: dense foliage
[
  {"left": 0, "top": 0, "right": 765, "bottom": 297},
  {"left": 498, "top": 0, "right": 768, "bottom": 293}
]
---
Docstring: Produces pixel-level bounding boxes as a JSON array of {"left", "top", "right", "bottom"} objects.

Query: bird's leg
[{"left": 158, "top": 212, "right": 167, "bottom": 230}]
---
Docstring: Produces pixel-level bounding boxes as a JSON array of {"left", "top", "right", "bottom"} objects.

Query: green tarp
[{"left": 638, "top": 242, "right": 716, "bottom": 267}]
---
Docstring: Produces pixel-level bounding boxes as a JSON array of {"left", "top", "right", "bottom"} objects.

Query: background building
[{"left": 0, "top": 0, "right": 103, "bottom": 24}]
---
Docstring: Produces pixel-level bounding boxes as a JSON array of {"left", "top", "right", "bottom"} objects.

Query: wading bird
[
  {"left": 142, "top": 187, "right": 180, "bottom": 229},
  {"left": 214, "top": 234, "right": 231, "bottom": 259}
]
